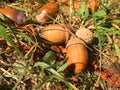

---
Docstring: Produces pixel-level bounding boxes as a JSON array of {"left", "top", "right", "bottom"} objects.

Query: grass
[{"left": 0, "top": 0, "right": 120, "bottom": 90}]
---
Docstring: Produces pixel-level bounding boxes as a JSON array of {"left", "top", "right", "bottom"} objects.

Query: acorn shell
[
  {"left": 0, "top": 8, "right": 26, "bottom": 24},
  {"left": 66, "top": 37, "right": 88, "bottom": 73},
  {"left": 36, "top": 2, "right": 59, "bottom": 23},
  {"left": 42, "top": 24, "right": 71, "bottom": 45}
]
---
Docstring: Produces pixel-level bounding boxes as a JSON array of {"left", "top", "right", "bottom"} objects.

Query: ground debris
[{"left": 95, "top": 67, "right": 120, "bottom": 88}]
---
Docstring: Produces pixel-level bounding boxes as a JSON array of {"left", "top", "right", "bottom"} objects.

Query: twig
[{"left": 24, "top": 43, "right": 38, "bottom": 59}]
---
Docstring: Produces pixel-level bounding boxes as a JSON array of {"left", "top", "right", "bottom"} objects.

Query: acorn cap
[
  {"left": 66, "top": 37, "right": 85, "bottom": 48},
  {"left": 75, "top": 27, "right": 94, "bottom": 43}
]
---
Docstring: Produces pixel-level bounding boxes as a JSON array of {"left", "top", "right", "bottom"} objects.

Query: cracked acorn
[{"left": 0, "top": 8, "right": 26, "bottom": 24}]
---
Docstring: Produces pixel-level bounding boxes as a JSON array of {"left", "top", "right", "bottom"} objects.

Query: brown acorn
[
  {"left": 0, "top": 8, "right": 26, "bottom": 24},
  {"left": 36, "top": 2, "right": 59, "bottom": 23},
  {"left": 42, "top": 24, "right": 71, "bottom": 45},
  {"left": 66, "top": 37, "right": 88, "bottom": 73}
]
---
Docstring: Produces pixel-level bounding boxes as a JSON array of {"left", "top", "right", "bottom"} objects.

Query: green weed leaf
[
  {"left": 43, "top": 51, "right": 56, "bottom": 65},
  {"left": 75, "top": 2, "right": 89, "bottom": 20},
  {"left": 94, "top": 10, "right": 106, "bottom": 19}
]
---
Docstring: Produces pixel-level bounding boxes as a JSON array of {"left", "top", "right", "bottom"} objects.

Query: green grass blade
[
  {"left": 0, "top": 25, "right": 23, "bottom": 57},
  {"left": 53, "top": 75, "right": 78, "bottom": 90},
  {"left": 9, "top": 5, "right": 31, "bottom": 12},
  {"left": 47, "top": 68, "right": 63, "bottom": 79},
  {"left": 92, "top": 10, "right": 103, "bottom": 85},
  {"left": 34, "top": 62, "right": 78, "bottom": 90},
  {"left": 36, "top": 75, "right": 53, "bottom": 89},
  {"left": 57, "top": 63, "right": 68, "bottom": 72},
  {"left": 34, "top": 62, "right": 63, "bottom": 78},
  {"left": 18, "top": 31, "right": 34, "bottom": 45},
  {"left": 34, "top": 62, "right": 50, "bottom": 68}
]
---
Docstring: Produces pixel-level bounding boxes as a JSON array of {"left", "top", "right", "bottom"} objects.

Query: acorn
[
  {"left": 36, "top": 1, "right": 59, "bottom": 23},
  {"left": 75, "top": 27, "right": 94, "bottom": 44},
  {"left": 66, "top": 37, "right": 88, "bottom": 73},
  {"left": 41, "top": 24, "right": 71, "bottom": 45},
  {"left": 0, "top": 8, "right": 26, "bottom": 24}
]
